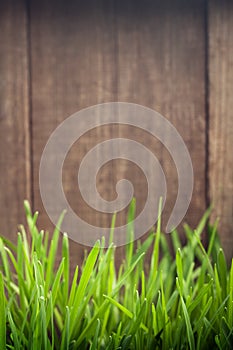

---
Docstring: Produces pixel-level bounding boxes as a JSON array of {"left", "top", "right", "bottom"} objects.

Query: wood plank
[
  {"left": 30, "top": 0, "right": 117, "bottom": 266},
  {"left": 115, "top": 0, "right": 206, "bottom": 235},
  {"left": 0, "top": 0, "right": 30, "bottom": 241},
  {"left": 208, "top": 0, "right": 233, "bottom": 262}
]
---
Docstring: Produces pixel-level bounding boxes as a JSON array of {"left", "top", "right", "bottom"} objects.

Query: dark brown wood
[
  {"left": 0, "top": 0, "right": 232, "bottom": 263},
  {"left": 29, "top": 0, "right": 118, "bottom": 266},
  {"left": 115, "top": 0, "right": 207, "bottom": 232},
  {"left": 0, "top": 0, "right": 30, "bottom": 241},
  {"left": 29, "top": 0, "right": 207, "bottom": 266},
  {"left": 208, "top": 0, "right": 233, "bottom": 262}
]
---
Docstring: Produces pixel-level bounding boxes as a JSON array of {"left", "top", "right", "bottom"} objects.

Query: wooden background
[{"left": 0, "top": 0, "right": 232, "bottom": 264}]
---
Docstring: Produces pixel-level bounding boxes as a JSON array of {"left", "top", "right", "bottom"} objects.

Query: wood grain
[
  {"left": 29, "top": 0, "right": 117, "bottom": 266},
  {"left": 29, "top": 0, "right": 207, "bottom": 263},
  {"left": 115, "top": 0, "right": 207, "bottom": 234},
  {"left": 0, "top": 0, "right": 30, "bottom": 241},
  {"left": 1, "top": 0, "right": 232, "bottom": 263},
  {"left": 208, "top": 0, "right": 233, "bottom": 262}
]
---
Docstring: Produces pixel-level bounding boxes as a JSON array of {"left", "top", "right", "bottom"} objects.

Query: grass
[{"left": 0, "top": 200, "right": 232, "bottom": 349}]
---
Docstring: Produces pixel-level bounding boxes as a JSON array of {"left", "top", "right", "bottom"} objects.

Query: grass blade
[{"left": 0, "top": 272, "right": 6, "bottom": 350}]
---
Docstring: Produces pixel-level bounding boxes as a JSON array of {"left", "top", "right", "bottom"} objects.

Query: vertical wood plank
[
  {"left": 0, "top": 0, "right": 30, "bottom": 240},
  {"left": 115, "top": 0, "right": 206, "bottom": 233},
  {"left": 208, "top": 0, "right": 233, "bottom": 262},
  {"left": 30, "top": 0, "right": 117, "bottom": 266}
]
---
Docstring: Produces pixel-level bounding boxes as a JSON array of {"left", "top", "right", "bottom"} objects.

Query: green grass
[{"left": 0, "top": 200, "right": 232, "bottom": 349}]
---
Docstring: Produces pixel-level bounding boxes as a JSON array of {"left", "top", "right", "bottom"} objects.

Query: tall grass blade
[{"left": 0, "top": 272, "right": 6, "bottom": 350}]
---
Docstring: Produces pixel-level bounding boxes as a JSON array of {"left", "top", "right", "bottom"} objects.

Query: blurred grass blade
[{"left": 0, "top": 272, "right": 6, "bottom": 350}]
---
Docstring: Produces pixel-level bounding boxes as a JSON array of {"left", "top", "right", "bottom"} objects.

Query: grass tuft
[{"left": 0, "top": 200, "right": 232, "bottom": 349}]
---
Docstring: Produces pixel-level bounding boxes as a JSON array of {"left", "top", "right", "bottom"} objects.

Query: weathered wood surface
[
  {"left": 0, "top": 1, "right": 30, "bottom": 241},
  {"left": 0, "top": 0, "right": 232, "bottom": 261},
  {"left": 29, "top": 0, "right": 118, "bottom": 265},
  {"left": 208, "top": 0, "right": 233, "bottom": 262},
  {"left": 29, "top": 0, "right": 206, "bottom": 263},
  {"left": 115, "top": 0, "right": 206, "bottom": 232}
]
